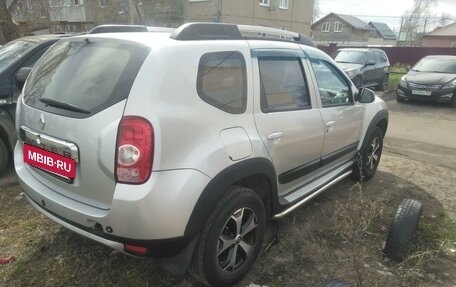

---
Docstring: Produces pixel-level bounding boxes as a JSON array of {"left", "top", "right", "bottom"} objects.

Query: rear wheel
[
  {"left": 189, "top": 186, "right": 266, "bottom": 287},
  {"left": 377, "top": 74, "right": 389, "bottom": 91},
  {"left": 0, "top": 139, "right": 8, "bottom": 176}
]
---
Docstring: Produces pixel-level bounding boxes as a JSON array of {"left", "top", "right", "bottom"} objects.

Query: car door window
[
  {"left": 22, "top": 46, "right": 50, "bottom": 68},
  {"left": 258, "top": 57, "right": 310, "bottom": 112},
  {"left": 367, "top": 52, "right": 376, "bottom": 64},
  {"left": 310, "top": 59, "right": 353, "bottom": 107}
]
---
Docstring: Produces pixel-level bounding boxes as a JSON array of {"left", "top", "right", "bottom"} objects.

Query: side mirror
[
  {"left": 366, "top": 60, "right": 375, "bottom": 66},
  {"left": 358, "top": 88, "right": 376, "bottom": 103},
  {"left": 405, "top": 65, "right": 411, "bottom": 71},
  {"left": 15, "top": 67, "right": 32, "bottom": 88}
]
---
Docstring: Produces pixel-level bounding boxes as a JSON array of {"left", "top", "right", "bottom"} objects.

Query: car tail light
[{"left": 115, "top": 116, "right": 154, "bottom": 184}]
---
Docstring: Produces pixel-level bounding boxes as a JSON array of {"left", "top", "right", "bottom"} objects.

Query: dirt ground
[{"left": 0, "top": 92, "right": 455, "bottom": 287}]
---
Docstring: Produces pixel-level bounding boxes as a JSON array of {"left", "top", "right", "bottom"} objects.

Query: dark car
[
  {"left": 334, "top": 48, "right": 390, "bottom": 90},
  {"left": 0, "top": 35, "right": 72, "bottom": 175},
  {"left": 397, "top": 55, "right": 456, "bottom": 107}
]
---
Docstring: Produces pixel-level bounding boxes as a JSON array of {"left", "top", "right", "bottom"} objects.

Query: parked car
[
  {"left": 14, "top": 23, "right": 388, "bottom": 287},
  {"left": 334, "top": 48, "right": 390, "bottom": 90},
  {"left": 397, "top": 55, "right": 456, "bottom": 107},
  {"left": 0, "top": 34, "right": 72, "bottom": 175}
]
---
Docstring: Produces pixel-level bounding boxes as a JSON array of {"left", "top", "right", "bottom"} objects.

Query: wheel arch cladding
[
  {"left": 184, "top": 158, "right": 277, "bottom": 238},
  {"left": 0, "top": 110, "right": 16, "bottom": 151},
  {"left": 362, "top": 109, "right": 388, "bottom": 151}
]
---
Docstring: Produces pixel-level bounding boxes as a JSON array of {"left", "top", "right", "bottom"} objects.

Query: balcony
[
  {"left": 142, "top": 0, "right": 183, "bottom": 22},
  {"left": 49, "top": 5, "right": 87, "bottom": 22}
]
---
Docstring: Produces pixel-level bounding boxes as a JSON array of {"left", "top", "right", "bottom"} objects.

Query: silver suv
[{"left": 15, "top": 23, "right": 388, "bottom": 287}]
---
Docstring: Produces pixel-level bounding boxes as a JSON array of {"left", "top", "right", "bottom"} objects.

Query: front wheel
[
  {"left": 189, "top": 186, "right": 266, "bottom": 287},
  {"left": 353, "top": 127, "right": 384, "bottom": 181}
]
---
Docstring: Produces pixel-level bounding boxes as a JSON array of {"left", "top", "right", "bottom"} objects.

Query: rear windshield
[
  {"left": 0, "top": 40, "right": 38, "bottom": 74},
  {"left": 24, "top": 38, "right": 150, "bottom": 118}
]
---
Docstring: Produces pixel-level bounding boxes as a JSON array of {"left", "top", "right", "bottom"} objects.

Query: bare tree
[
  {"left": 400, "top": 0, "right": 438, "bottom": 46},
  {"left": 438, "top": 12, "right": 451, "bottom": 27},
  {"left": 0, "top": 0, "right": 20, "bottom": 44},
  {"left": 312, "top": 0, "right": 320, "bottom": 24}
]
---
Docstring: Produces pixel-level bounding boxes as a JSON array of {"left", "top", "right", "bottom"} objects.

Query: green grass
[{"left": 387, "top": 66, "right": 407, "bottom": 92}]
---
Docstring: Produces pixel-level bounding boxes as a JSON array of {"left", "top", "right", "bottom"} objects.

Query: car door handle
[
  {"left": 325, "top": 121, "right": 336, "bottom": 133},
  {"left": 267, "top": 132, "right": 284, "bottom": 140}
]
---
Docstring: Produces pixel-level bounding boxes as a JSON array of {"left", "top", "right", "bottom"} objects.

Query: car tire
[
  {"left": 384, "top": 199, "right": 423, "bottom": 262},
  {"left": 320, "top": 278, "right": 355, "bottom": 287},
  {"left": 0, "top": 139, "right": 8, "bottom": 176},
  {"left": 352, "top": 127, "right": 384, "bottom": 181},
  {"left": 189, "top": 186, "right": 266, "bottom": 287},
  {"left": 396, "top": 94, "right": 405, "bottom": 103},
  {"left": 377, "top": 74, "right": 389, "bottom": 91},
  {"left": 352, "top": 76, "right": 362, "bottom": 89},
  {"left": 451, "top": 94, "right": 456, "bottom": 108}
]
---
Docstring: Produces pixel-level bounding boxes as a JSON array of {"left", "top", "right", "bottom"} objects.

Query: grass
[
  {"left": 387, "top": 66, "right": 407, "bottom": 92},
  {"left": 1, "top": 171, "right": 455, "bottom": 287}
]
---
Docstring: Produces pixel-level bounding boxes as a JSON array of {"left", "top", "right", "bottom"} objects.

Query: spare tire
[{"left": 384, "top": 199, "right": 423, "bottom": 262}]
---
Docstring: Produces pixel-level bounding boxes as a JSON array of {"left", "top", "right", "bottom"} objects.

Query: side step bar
[{"left": 273, "top": 170, "right": 352, "bottom": 219}]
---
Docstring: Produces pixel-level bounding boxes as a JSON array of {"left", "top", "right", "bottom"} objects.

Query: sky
[{"left": 317, "top": 0, "right": 456, "bottom": 33}]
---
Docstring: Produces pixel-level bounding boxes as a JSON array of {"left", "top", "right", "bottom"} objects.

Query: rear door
[
  {"left": 17, "top": 37, "right": 150, "bottom": 209},
  {"left": 252, "top": 49, "right": 325, "bottom": 195}
]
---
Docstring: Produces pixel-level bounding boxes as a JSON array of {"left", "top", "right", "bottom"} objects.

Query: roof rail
[
  {"left": 170, "top": 22, "right": 315, "bottom": 47},
  {"left": 170, "top": 23, "right": 242, "bottom": 40},
  {"left": 88, "top": 25, "right": 175, "bottom": 34}
]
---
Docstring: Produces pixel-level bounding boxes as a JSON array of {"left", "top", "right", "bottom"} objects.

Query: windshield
[
  {"left": 412, "top": 57, "right": 456, "bottom": 74},
  {"left": 0, "top": 40, "right": 38, "bottom": 73},
  {"left": 334, "top": 51, "right": 366, "bottom": 65}
]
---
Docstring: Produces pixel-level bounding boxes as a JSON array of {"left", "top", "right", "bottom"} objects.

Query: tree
[
  {"left": 0, "top": 0, "right": 20, "bottom": 44},
  {"left": 438, "top": 12, "right": 451, "bottom": 27},
  {"left": 312, "top": 0, "right": 320, "bottom": 24},
  {"left": 400, "top": 0, "right": 438, "bottom": 46}
]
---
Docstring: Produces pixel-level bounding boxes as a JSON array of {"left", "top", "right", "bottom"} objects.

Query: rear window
[
  {"left": 24, "top": 38, "right": 150, "bottom": 118},
  {"left": 197, "top": 51, "right": 247, "bottom": 114}
]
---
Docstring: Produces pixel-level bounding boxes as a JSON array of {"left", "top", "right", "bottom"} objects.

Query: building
[
  {"left": 7, "top": 0, "right": 314, "bottom": 36},
  {"left": 421, "top": 22, "right": 456, "bottom": 48},
  {"left": 367, "top": 21, "right": 396, "bottom": 46},
  {"left": 311, "top": 13, "right": 370, "bottom": 46},
  {"left": 181, "top": 0, "right": 314, "bottom": 35}
]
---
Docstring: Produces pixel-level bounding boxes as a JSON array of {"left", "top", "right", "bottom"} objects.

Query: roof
[
  {"left": 423, "top": 22, "right": 456, "bottom": 37},
  {"left": 312, "top": 13, "right": 369, "bottom": 31},
  {"left": 368, "top": 22, "right": 397, "bottom": 40},
  {"left": 7, "top": 34, "right": 75, "bottom": 45}
]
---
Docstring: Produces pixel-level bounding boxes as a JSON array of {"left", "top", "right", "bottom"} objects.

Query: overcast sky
[{"left": 317, "top": 0, "right": 456, "bottom": 32}]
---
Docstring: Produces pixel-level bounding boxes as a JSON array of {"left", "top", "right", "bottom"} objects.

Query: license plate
[
  {"left": 23, "top": 143, "right": 76, "bottom": 179},
  {"left": 412, "top": 90, "right": 431, "bottom": 96}
]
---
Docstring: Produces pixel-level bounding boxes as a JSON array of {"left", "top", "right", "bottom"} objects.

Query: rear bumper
[
  {"left": 15, "top": 142, "right": 211, "bottom": 257},
  {"left": 397, "top": 86, "right": 455, "bottom": 103}
]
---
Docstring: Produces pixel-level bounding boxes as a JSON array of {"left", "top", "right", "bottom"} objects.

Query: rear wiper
[{"left": 39, "top": 98, "right": 91, "bottom": 114}]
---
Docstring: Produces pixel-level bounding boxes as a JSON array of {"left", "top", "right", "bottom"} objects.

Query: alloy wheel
[{"left": 366, "top": 137, "right": 381, "bottom": 172}]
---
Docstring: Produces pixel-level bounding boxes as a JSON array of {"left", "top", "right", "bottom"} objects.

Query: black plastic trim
[
  {"left": 361, "top": 109, "right": 388, "bottom": 153},
  {"left": 184, "top": 158, "right": 277, "bottom": 238},
  {"left": 26, "top": 194, "right": 193, "bottom": 258},
  {"left": 321, "top": 142, "right": 359, "bottom": 166},
  {"left": 88, "top": 25, "right": 148, "bottom": 34},
  {"left": 278, "top": 158, "right": 320, "bottom": 184},
  {"left": 171, "top": 23, "right": 242, "bottom": 41}
]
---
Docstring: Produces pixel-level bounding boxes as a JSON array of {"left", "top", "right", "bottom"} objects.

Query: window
[
  {"left": 74, "top": 0, "right": 81, "bottom": 5},
  {"left": 367, "top": 51, "right": 376, "bottom": 64},
  {"left": 376, "top": 51, "right": 387, "bottom": 63},
  {"left": 451, "top": 42, "right": 456, "bottom": 48},
  {"left": 279, "top": 0, "right": 288, "bottom": 9},
  {"left": 197, "top": 51, "right": 247, "bottom": 114},
  {"left": 321, "top": 22, "right": 330, "bottom": 32},
  {"left": 39, "top": 6, "right": 46, "bottom": 18},
  {"left": 334, "top": 22, "right": 343, "bottom": 32},
  {"left": 310, "top": 58, "right": 352, "bottom": 107},
  {"left": 259, "top": 58, "right": 310, "bottom": 112},
  {"left": 99, "top": 0, "right": 107, "bottom": 8},
  {"left": 259, "top": 0, "right": 270, "bottom": 7}
]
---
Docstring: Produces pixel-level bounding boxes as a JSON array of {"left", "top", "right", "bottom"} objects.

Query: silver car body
[{"left": 15, "top": 30, "right": 387, "bottom": 253}]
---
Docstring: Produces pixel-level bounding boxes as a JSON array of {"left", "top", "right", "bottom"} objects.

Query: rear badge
[{"left": 39, "top": 114, "right": 46, "bottom": 130}]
